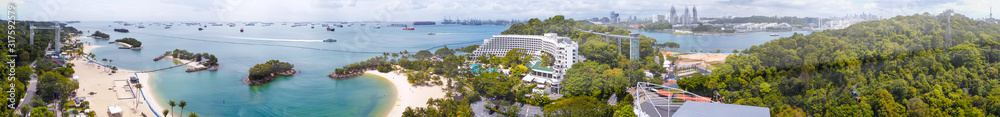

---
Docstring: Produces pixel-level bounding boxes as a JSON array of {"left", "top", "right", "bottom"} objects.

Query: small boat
[
  {"left": 769, "top": 33, "right": 778, "bottom": 36},
  {"left": 164, "top": 27, "right": 171, "bottom": 29},
  {"left": 323, "top": 38, "right": 337, "bottom": 42},
  {"left": 240, "top": 28, "right": 244, "bottom": 32},
  {"left": 402, "top": 27, "right": 414, "bottom": 30},
  {"left": 374, "top": 24, "right": 381, "bottom": 29},
  {"left": 198, "top": 28, "right": 203, "bottom": 31},
  {"left": 327, "top": 27, "right": 335, "bottom": 31},
  {"left": 428, "top": 33, "right": 435, "bottom": 35},
  {"left": 137, "top": 25, "right": 145, "bottom": 28}
]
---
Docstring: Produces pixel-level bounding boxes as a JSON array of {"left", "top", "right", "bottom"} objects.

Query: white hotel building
[{"left": 472, "top": 33, "right": 581, "bottom": 90}]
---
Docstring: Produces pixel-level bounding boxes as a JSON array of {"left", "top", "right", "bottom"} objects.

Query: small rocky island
[
  {"left": 90, "top": 31, "right": 110, "bottom": 39},
  {"left": 155, "top": 49, "right": 220, "bottom": 72},
  {"left": 246, "top": 60, "right": 296, "bottom": 85},
  {"left": 111, "top": 37, "right": 143, "bottom": 49}
]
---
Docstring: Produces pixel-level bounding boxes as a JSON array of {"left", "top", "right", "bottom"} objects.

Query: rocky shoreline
[
  {"left": 246, "top": 69, "right": 297, "bottom": 85},
  {"left": 328, "top": 68, "right": 373, "bottom": 79},
  {"left": 110, "top": 42, "right": 142, "bottom": 50},
  {"left": 185, "top": 65, "right": 219, "bottom": 72}
]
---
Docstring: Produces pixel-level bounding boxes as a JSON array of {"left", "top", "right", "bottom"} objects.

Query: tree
[
  {"left": 434, "top": 45, "right": 455, "bottom": 57},
  {"left": 189, "top": 112, "right": 199, "bottom": 117},
  {"left": 30, "top": 107, "right": 55, "bottom": 117},
  {"left": 543, "top": 96, "right": 612, "bottom": 117},
  {"left": 179, "top": 100, "right": 187, "bottom": 117},
  {"left": 38, "top": 71, "right": 78, "bottom": 100},
  {"left": 874, "top": 89, "right": 905, "bottom": 117},
  {"left": 510, "top": 65, "right": 529, "bottom": 77},
  {"left": 168, "top": 100, "right": 176, "bottom": 117},
  {"left": 612, "top": 105, "right": 637, "bottom": 117},
  {"left": 414, "top": 50, "right": 433, "bottom": 60},
  {"left": 163, "top": 109, "right": 170, "bottom": 117}
]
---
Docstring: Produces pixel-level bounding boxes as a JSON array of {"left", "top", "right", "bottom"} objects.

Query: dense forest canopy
[
  {"left": 0, "top": 21, "right": 80, "bottom": 116},
  {"left": 680, "top": 12, "right": 1000, "bottom": 116},
  {"left": 166, "top": 49, "right": 218, "bottom": 66},
  {"left": 641, "top": 22, "right": 673, "bottom": 31},
  {"left": 248, "top": 60, "right": 294, "bottom": 80},
  {"left": 114, "top": 37, "right": 142, "bottom": 47},
  {"left": 90, "top": 31, "right": 109, "bottom": 39}
]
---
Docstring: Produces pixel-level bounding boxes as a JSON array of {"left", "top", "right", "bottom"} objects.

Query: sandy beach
[
  {"left": 73, "top": 37, "right": 166, "bottom": 117},
  {"left": 163, "top": 56, "right": 205, "bottom": 68},
  {"left": 364, "top": 70, "right": 448, "bottom": 117}
]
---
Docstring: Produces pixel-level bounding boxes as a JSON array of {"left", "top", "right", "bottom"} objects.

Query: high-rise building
[
  {"left": 693, "top": 6, "right": 698, "bottom": 23},
  {"left": 683, "top": 6, "right": 690, "bottom": 25},
  {"left": 670, "top": 6, "right": 677, "bottom": 24},
  {"left": 472, "top": 33, "right": 580, "bottom": 86},
  {"left": 611, "top": 12, "right": 620, "bottom": 23},
  {"left": 656, "top": 15, "right": 666, "bottom": 22}
]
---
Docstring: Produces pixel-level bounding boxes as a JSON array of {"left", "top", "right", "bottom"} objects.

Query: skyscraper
[
  {"left": 683, "top": 6, "right": 690, "bottom": 25},
  {"left": 670, "top": 6, "right": 677, "bottom": 24},
  {"left": 611, "top": 12, "right": 620, "bottom": 23},
  {"left": 693, "top": 6, "right": 698, "bottom": 23}
]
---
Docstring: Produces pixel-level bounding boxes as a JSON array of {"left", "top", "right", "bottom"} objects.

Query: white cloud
[{"left": 864, "top": 3, "right": 879, "bottom": 9}]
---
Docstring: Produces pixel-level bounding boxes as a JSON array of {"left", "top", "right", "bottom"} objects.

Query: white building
[{"left": 472, "top": 33, "right": 581, "bottom": 88}]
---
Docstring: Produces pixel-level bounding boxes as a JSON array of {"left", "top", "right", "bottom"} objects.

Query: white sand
[
  {"left": 163, "top": 56, "right": 205, "bottom": 68},
  {"left": 71, "top": 59, "right": 162, "bottom": 117},
  {"left": 364, "top": 70, "right": 448, "bottom": 117},
  {"left": 74, "top": 36, "right": 166, "bottom": 117}
]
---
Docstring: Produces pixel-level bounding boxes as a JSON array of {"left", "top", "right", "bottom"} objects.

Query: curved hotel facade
[{"left": 472, "top": 33, "right": 581, "bottom": 88}]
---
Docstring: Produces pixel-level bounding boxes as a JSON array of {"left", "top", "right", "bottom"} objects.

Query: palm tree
[
  {"left": 162, "top": 109, "right": 169, "bottom": 117},
  {"left": 179, "top": 100, "right": 187, "bottom": 117},
  {"left": 168, "top": 100, "right": 176, "bottom": 117},
  {"left": 135, "top": 84, "right": 143, "bottom": 108},
  {"left": 189, "top": 112, "right": 199, "bottom": 117}
]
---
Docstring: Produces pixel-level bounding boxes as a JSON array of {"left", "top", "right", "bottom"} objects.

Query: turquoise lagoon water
[
  {"left": 69, "top": 22, "right": 804, "bottom": 116},
  {"left": 72, "top": 22, "right": 509, "bottom": 117}
]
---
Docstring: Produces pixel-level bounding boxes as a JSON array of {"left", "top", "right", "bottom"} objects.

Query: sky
[{"left": 2, "top": 0, "right": 998, "bottom": 22}]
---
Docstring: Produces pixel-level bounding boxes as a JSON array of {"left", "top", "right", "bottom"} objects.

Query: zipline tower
[
  {"left": 945, "top": 9, "right": 953, "bottom": 51},
  {"left": 29, "top": 22, "right": 62, "bottom": 56},
  {"left": 580, "top": 30, "right": 642, "bottom": 59}
]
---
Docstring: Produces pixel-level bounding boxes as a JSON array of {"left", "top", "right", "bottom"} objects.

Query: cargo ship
[
  {"left": 389, "top": 24, "right": 408, "bottom": 27},
  {"left": 413, "top": 21, "right": 436, "bottom": 25}
]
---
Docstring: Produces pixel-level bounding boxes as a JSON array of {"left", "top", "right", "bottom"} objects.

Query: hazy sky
[{"left": 3, "top": 0, "right": 999, "bottom": 22}]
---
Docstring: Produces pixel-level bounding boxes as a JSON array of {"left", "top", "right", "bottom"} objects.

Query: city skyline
[{"left": 2, "top": 0, "right": 997, "bottom": 22}]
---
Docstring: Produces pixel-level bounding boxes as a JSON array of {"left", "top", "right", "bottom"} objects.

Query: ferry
[
  {"left": 323, "top": 38, "right": 337, "bottom": 42},
  {"left": 769, "top": 33, "right": 779, "bottom": 36}
]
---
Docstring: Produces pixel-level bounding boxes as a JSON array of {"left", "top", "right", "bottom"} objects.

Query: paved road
[{"left": 16, "top": 74, "right": 38, "bottom": 111}]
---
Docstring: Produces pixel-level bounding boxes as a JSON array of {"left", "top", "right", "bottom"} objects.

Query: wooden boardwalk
[{"left": 85, "top": 57, "right": 195, "bottom": 73}]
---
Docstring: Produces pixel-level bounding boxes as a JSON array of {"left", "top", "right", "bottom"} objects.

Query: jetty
[{"left": 84, "top": 57, "right": 194, "bottom": 73}]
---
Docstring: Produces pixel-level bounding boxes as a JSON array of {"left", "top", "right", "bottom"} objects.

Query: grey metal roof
[{"left": 671, "top": 101, "right": 770, "bottom": 117}]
